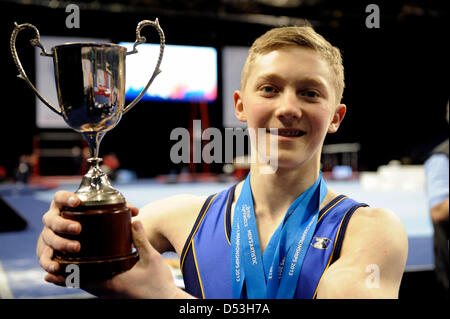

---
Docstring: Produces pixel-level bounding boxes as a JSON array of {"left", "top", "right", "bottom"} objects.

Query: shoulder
[
  {"left": 343, "top": 206, "right": 408, "bottom": 259},
  {"left": 322, "top": 189, "right": 407, "bottom": 253},
  {"left": 348, "top": 205, "right": 404, "bottom": 229}
]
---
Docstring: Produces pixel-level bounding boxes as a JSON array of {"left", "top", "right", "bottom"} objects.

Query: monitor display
[{"left": 119, "top": 42, "right": 217, "bottom": 103}]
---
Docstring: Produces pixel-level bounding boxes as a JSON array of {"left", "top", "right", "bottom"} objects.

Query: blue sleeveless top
[{"left": 180, "top": 184, "right": 368, "bottom": 299}]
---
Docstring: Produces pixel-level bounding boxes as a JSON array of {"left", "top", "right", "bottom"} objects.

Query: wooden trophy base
[
  {"left": 55, "top": 251, "right": 139, "bottom": 282},
  {"left": 54, "top": 202, "right": 139, "bottom": 282}
]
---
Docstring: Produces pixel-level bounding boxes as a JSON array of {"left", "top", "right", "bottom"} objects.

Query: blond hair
[{"left": 241, "top": 26, "right": 345, "bottom": 103}]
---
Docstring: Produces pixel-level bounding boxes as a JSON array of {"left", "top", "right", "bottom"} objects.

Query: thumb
[{"left": 131, "top": 220, "right": 156, "bottom": 266}]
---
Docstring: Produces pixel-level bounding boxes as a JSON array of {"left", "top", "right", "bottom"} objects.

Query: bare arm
[
  {"left": 430, "top": 198, "right": 449, "bottom": 224},
  {"left": 133, "top": 194, "right": 207, "bottom": 256},
  {"left": 316, "top": 207, "right": 408, "bottom": 299}
]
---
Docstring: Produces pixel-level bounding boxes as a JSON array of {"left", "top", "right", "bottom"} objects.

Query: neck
[{"left": 248, "top": 161, "right": 321, "bottom": 219}]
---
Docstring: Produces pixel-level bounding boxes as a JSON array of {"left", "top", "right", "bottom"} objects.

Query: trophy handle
[
  {"left": 123, "top": 18, "right": 165, "bottom": 115},
  {"left": 10, "top": 22, "right": 61, "bottom": 116}
]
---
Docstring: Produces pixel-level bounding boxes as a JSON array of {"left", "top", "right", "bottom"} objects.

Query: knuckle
[
  {"left": 54, "top": 190, "right": 67, "bottom": 199},
  {"left": 42, "top": 228, "right": 64, "bottom": 251},
  {"left": 41, "top": 228, "right": 52, "bottom": 247},
  {"left": 44, "top": 208, "right": 61, "bottom": 225},
  {"left": 50, "top": 217, "right": 68, "bottom": 233},
  {"left": 39, "top": 255, "right": 49, "bottom": 270},
  {"left": 54, "top": 191, "right": 72, "bottom": 206},
  {"left": 53, "top": 192, "right": 64, "bottom": 204},
  {"left": 44, "top": 211, "right": 75, "bottom": 234},
  {"left": 39, "top": 258, "right": 46, "bottom": 270},
  {"left": 43, "top": 215, "right": 58, "bottom": 232}
]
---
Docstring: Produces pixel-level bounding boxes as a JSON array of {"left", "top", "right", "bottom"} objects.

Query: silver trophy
[{"left": 11, "top": 20, "right": 165, "bottom": 280}]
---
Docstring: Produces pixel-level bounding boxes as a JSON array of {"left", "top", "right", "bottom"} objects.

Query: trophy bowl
[{"left": 11, "top": 20, "right": 165, "bottom": 282}]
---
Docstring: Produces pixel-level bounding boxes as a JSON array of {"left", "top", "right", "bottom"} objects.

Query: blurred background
[
  {"left": 0, "top": 0, "right": 448, "bottom": 300},
  {"left": 0, "top": 0, "right": 448, "bottom": 178}
]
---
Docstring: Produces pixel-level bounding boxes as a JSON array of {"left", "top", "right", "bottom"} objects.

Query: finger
[
  {"left": 131, "top": 220, "right": 156, "bottom": 267},
  {"left": 41, "top": 227, "right": 80, "bottom": 253},
  {"left": 52, "top": 191, "right": 81, "bottom": 209},
  {"left": 42, "top": 210, "right": 81, "bottom": 235},
  {"left": 126, "top": 202, "right": 139, "bottom": 217},
  {"left": 39, "top": 246, "right": 60, "bottom": 274},
  {"left": 45, "top": 273, "right": 67, "bottom": 287}
]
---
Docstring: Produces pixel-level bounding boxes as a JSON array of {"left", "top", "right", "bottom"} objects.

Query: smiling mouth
[{"left": 267, "top": 128, "right": 306, "bottom": 137}]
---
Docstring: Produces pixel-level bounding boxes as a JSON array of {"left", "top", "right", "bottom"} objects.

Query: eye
[
  {"left": 259, "top": 85, "right": 279, "bottom": 96},
  {"left": 301, "top": 90, "right": 320, "bottom": 99}
]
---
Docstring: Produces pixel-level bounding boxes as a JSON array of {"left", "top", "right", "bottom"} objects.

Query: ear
[
  {"left": 328, "top": 104, "right": 346, "bottom": 133},
  {"left": 233, "top": 90, "right": 247, "bottom": 122}
]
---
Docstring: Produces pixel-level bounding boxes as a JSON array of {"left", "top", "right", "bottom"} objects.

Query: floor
[{"left": 0, "top": 175, "right": 435, "bottom": 298}]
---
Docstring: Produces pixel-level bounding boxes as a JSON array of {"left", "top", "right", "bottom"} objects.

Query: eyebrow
[{"left": 296, "top": 77, "right": 328, "bottom": 89}]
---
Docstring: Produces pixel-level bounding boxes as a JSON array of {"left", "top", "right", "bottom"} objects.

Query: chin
[{"left": 276, "top": 150, "right": 318, "bottom": 170}]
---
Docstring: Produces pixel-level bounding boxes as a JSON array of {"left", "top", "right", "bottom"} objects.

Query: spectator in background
[
  {"left": 424, "top": 102, "right": 449, "bottom": 298},
  {"left": 15, "top": 154, "right": 33, "bottom": 184}
]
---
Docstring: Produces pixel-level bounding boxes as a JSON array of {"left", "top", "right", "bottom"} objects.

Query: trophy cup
[{"left": 10, "top": 20, "right": 165, "bottom": 281}]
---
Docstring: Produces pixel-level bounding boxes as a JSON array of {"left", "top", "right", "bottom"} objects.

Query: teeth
[
  {"left": 280, "top": 130, "right": 299, "bottom": 137},
  {"left": 267, "top": 129, "right": 304, "bottom": 137}
]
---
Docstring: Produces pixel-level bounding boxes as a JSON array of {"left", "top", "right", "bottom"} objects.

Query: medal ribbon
[{"left": 231, "top": 172, "right": 327, "bottom": 299}]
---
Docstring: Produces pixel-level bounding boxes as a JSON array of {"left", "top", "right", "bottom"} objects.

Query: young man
[{"left": 37, "top": 25, "right": 408, "bottom": 299}]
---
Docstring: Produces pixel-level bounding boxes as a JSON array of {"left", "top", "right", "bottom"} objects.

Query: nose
[{"left": 274, "top": 91, "right": 302, "bottom": 125}]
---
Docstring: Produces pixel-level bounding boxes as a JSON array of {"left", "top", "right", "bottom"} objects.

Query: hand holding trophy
[{"left": 10, "top": 20, "right": 165, "bottom": 282}]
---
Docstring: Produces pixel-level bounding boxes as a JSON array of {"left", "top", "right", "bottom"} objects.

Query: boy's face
[{"left": 234, "top": 46, "right": 346, "bottom": 170}]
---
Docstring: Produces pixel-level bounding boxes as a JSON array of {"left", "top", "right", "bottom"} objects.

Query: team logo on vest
[{"left": 311, "top": 237, "right": 331, "bottom": 249}]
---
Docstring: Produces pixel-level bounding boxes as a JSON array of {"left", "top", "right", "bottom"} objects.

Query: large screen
[{"left": 119, "top": 42, "right": 217, "bottom": 103}]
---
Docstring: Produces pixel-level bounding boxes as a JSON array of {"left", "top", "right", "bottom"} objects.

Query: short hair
[{"left": 241, "top": 25, "right": 345, "bottom": 103}]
